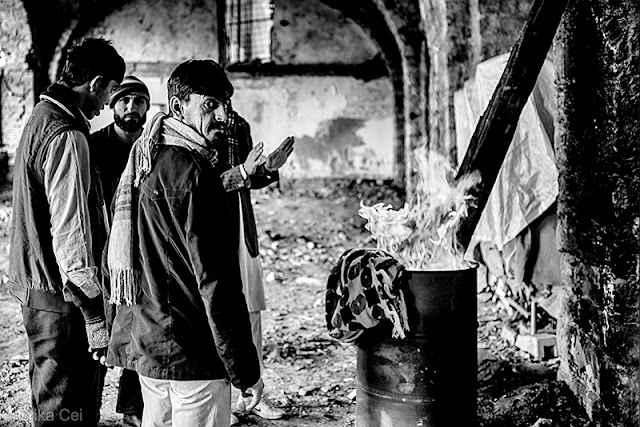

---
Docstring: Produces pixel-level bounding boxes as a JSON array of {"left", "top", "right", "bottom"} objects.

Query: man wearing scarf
[
  {"left": 106, "top": 60, "right": 262, "bottom": 427},
  {"left": 91, "top": 75, "right": 151, "bottom": 427},
  {"left": 8, "top": 38, "right": 125, "bottom": 426}
]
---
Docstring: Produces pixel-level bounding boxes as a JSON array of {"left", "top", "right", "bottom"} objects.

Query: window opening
[{"left": 225, "top": 0, "right": 274, "bottom": 64}]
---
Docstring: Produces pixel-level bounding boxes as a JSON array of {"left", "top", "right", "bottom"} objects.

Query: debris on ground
[{"left": 0, "top": 180, "right": 590, "bottom": 426}]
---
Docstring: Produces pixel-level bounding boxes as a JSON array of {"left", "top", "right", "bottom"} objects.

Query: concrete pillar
[
  {"left": 555, "top": 0, "right": 640, "bottom": 424},
  {"left": 373, "top": 0, "right": 426, "bottom": 196},
  {"left": 445, "top": 0, "right": 481, "bottom": 164}
]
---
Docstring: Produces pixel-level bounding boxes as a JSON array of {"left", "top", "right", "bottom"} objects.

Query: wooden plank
[{"left": 455, "top": 0, "right": 570, "bottom": 249}]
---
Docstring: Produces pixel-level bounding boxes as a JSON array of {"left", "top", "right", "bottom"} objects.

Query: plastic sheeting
[{"left": 454, "top": 53, "right": 559, "bottom": 257}]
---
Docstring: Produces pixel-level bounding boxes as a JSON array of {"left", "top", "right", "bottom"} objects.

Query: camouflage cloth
[{"left": 325, "top": 248, "right": 410, "bottom": 343}]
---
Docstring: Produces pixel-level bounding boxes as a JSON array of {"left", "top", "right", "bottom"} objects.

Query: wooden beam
[
  {"left": 226, "top": 55, "right": 388, "bottom": 81},
  {"left": 455, "top": 0, "right": 570, "bottom": 248}
]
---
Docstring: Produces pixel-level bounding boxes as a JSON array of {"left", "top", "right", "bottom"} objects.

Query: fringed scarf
[{"left": 108, "top": 112, "right": 218, "bottom": 305}]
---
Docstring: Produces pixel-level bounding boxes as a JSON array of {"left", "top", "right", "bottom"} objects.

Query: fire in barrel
[{"left": 327, "top": 149, "right": 480, "bottom": 427}]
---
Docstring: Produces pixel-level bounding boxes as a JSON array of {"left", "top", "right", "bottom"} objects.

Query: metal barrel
[{"left": 356, "top": 268, "right": 477, "bottom": 427}]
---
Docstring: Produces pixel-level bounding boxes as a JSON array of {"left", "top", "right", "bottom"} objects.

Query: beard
[{"left": 114, "top": 111, "right": 146, "bottom": 133}]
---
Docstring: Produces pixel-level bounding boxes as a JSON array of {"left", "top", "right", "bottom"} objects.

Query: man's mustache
[
  {"left": 209, "top": 121, "right": 227, "bottom": 132},
  {"left": 123, "top": 113, "right": 141, "bottom": 121}
]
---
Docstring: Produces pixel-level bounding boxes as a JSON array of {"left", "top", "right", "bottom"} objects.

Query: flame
[{"left": 359, "top": 148, "right": 480, "bottom": 271}]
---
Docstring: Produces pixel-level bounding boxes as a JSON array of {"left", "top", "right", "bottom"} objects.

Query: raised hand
[
  {"left": 243, "top": 142, "right": 266, "bottom": 175},
  {"left": 265, "top": 136, "right": 295, "bottom": 172}
]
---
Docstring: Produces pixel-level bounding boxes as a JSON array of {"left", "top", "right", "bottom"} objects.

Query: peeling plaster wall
[
  {"left": 92, "top": 74, "right": 396, "bottom": 180},
  {"left": 1, "top": 0, "right": 539, "bottom": 182},
  {"left": 230, "top": 76, "right": 394, "bottom": 178},
  {"left": 272, "top": 0, "right": 380, "bottom": 64},
  {"left": 85, "top": 0, "right": 219, "bottom": 63},
  {"left": 0, "top": 0, "right": 33, "bottom": 169},
  {"left": 86, "top": 0, "right": 393, "bottom": 179}
]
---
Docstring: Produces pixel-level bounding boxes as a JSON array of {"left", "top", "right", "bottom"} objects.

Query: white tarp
[{"left": 454, "top": 53, "right": 559, "bottom": 257}]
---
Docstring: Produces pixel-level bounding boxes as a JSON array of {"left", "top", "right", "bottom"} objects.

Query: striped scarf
[{"left": 108, "top": 112, "right": 218, "bottom": 305}]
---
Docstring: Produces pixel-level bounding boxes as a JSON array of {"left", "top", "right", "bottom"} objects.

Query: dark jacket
[
  {"left": 91, "top": 123, "right": 134, "bottom": 212},
  {"left": 107, "top": 144, "right": 260, "bottom": 388},
  {"left": 90, "top": 123, "right": 136, "bottom": 328},
  {"left": 9, "top": 84, "right": 103, "bottom": 316},
  {"left": 218, "top": 114, "right": 278, "bottom": 257}
]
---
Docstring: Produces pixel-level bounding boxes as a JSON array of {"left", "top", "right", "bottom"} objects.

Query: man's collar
[
  {"left": 78, "top": 107, "right": 90, "bottom": 129},
  {"left": 40, "top": 83, "right": 91, "bottom": 132}
]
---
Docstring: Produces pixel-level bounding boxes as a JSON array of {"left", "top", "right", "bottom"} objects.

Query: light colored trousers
[{"left": 139, "top": 376, "right": 231, "bottom": 427}]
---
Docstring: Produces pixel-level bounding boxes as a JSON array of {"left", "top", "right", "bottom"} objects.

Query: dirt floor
[{"left": 0, "top": 179, "right": 592, "bottom": 427}]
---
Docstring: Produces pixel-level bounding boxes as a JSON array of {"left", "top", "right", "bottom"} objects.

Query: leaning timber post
[
  {"left": 555, "top": 0, "right": 640, "bottom": 424},
  {"left": 455, "top": 0, "right": 569, "bottom": 248}
]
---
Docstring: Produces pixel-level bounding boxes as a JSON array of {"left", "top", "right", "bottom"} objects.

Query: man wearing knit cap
[
  {"left": 92, "top": 75, "right": 151, "bottom": 208},
  {"left": 91, "top": 75, "right": 151, "bottom": 427}
]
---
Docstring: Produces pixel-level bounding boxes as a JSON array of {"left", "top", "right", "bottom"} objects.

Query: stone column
[
  {"left": 445, "top": 0, "right": 480, "bottom": 163},
  {"left": 420, "top": 0, "right": 481, "bottom": 168},
  {"left": 374, "top": 0, "right": 427, "bottom": 196},
  {"left": 555, "top": 0, "right": 640, "bottom": 424}
]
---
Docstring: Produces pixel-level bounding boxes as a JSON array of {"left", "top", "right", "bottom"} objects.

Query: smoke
[{"left": 359, "top": 148, "right": 480, "bottom": 271}]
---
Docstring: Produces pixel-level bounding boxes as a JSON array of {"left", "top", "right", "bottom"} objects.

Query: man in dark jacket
[
  {"left": 92, "top": 75, "right": 150, "bottom": 210},
  {"left": 106, "top": 59, "right": 262, "bottom": 427},
  {"left": 92, "top": 75, "right": 151, "bottom": 427},
  {"left": 8, "top": 38, "right": 125, "bottom": 426}
]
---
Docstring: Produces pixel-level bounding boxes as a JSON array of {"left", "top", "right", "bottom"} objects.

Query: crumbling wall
[
  {"left": 82, "top": 0, "right": 395, "bottom": 179},
  {"left": 230, "top": 75, "right": 394, "bottom": 178},
  {"left": 555, "top": 1, "right": 640, "bottom": 425},
  {"left": 272, "top": 0, "right": 379, "bottom": 64},
  {"left": 236, "top": 0, "right": 394, "bottom": 178},
  {"left": 0, "top": 0, "right": 33, "bottom": 173},
  {"left": 84, "top": 0, "right": 219, "bottom": 63}
]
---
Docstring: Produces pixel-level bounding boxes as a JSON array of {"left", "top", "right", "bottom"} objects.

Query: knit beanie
[{"left": 109, "top": 75, "right": 150, "bottom": 108}]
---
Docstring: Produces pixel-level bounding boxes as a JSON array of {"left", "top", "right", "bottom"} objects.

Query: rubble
[{"left": 0, "top": 180, "right": 590, "bottom": 425}]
